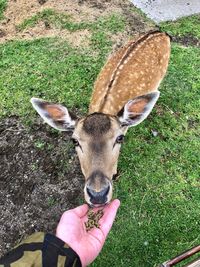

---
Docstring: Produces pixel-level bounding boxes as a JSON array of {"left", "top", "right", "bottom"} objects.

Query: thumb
[{"left": 100, "top": 199, "right": 120, "bottom": 237}]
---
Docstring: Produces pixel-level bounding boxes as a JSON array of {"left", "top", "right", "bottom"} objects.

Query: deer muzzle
[{"left": 84, "top": 170, "right": 112, "bottom": 206}]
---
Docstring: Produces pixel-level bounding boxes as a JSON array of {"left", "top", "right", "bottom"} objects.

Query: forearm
[{"left": 0, "top": 232, "right": 82, "bottom": 267}]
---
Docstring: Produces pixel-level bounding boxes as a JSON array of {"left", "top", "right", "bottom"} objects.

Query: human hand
[{"left": 56, "top": 199, "right": 120, "bottom": 266}]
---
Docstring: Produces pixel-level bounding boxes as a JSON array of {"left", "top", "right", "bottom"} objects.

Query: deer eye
[
  {"left": 116, "top": 135, "right": 125, "bottom": 144},
  {"left": 71, "top": 138, "right": 79, "bottom": 147}
]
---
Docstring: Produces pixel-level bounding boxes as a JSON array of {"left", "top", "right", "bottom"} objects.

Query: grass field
[
  {"left": 0, "top": 12, "right": 124, "bottom": 117},
  {"left": 160, "top": 14, "right": 200, "bottom": 39},
  {"left": 0, "top": 0, "right": 7, "bottom": 20},
  {"left": 0, "top": 8, "right": 200, "bottom": 267}
]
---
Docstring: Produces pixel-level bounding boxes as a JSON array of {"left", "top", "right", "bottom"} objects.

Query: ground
[
  {"left": 0, "top": 0, "right": 200, "bottom": 266},
  {"left": 0, "top": 0, "right": 155, "bottom": 258},
  {"left": 0, "top": 116, "right": 83, "bottom": 254},
  {"left": 0, "top": 0, "right": 154, "bottom": 44}
]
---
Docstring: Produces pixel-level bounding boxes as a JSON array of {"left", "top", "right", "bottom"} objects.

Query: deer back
[{"left": 89, "top": 31, "right": 171, "bottom": 115}]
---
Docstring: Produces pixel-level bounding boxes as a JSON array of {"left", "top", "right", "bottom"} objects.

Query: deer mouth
[
  {"left": 84, "top": 178, "right": 113, "bottom": 207},
  {"left": 89, "top": 202, "right": 109, "bottom": 208},
  {"left": 86, "top": 185, "right": 110, "bottom": 204},
  {"left": 84, "top": 171, "right": 113, "bottom": 206}
]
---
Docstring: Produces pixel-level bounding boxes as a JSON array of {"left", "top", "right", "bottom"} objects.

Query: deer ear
[
  {"left": 118, "top": 91, "right": 160, "bottom": 127},
  {"left": 30, "top": 97, "right": 76, "bottom": 131}
]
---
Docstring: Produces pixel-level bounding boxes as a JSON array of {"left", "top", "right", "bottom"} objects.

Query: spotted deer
[{"left": 31, "top": 31, "right": 171, "bottom": 207}]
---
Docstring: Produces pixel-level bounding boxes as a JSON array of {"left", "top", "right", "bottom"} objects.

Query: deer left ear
[
  {"left": 30, "top": 97, "right": 76, "bottom": 131},
  {"left": 118, "top": 91, "right": 160, "bottom": 127}
]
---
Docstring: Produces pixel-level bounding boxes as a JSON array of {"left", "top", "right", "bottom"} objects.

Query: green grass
[
  {"left": 34, "top": 140, "right": 46, "bottom": 149},
  {"left": 0, "top": 12, "right": 125, "bottom": 118},
  {"left": 17, "top": 9, "right": 125, "bottom": 34},
  {"left": 0, "top": 11, "right": 200, "bottom": 267},
  {"left": 0, "top": 0, "right": 7, "bottom": 20},
  {"left": 160, "top": 14, "right": 200, "bottom": 38},
  {"left": 91, "top": 43, "right": 200, "bottom": 267},
  {"left": 17, "top": 9, "right": 86, "bottom": 31},
  {"left": 0, "top": 37, "right": 111, "bottom": 118}
]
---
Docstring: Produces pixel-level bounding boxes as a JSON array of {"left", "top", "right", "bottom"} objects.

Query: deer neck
[{"left": 89, "top": 31, "right": 171, "bottom": 115}]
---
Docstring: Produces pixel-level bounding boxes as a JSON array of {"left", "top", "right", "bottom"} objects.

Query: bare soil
[
  {"left": 0, "top": 117, "right": 84, "bottom": 256},
  {"left": 0, "top": 0, "right": 155, "bottom": 258},
  {"left": 0, "top": 0, "right": 155, "bottom": 45},
  {"left": 172, "top": 35, "right": 200, "bottom": 47}
]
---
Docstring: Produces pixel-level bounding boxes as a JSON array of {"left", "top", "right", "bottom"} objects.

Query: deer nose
[{"left": 86, "top": 186, "right": 110, "bottom": 205}]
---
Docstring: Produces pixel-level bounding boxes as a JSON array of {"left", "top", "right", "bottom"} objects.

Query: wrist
[
  {"left": 56, "top": 232, "right": 86, "bottom": 266},
  {"left": 52, "top": 233, "right": 82, "bottom": 266}
]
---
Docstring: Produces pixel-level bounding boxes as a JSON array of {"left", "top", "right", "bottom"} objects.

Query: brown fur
[
  {"left": 82, "top": 113, "right": 111, "bottom": 136},
  {"left": 89, "top": 31, "right": 170, "bottom": 115},
  {"left": 31, "top": 31, "right": 171, "bottom": 206}
]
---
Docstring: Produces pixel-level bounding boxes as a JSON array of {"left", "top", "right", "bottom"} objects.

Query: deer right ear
[
  {"left": 118, "top": 91, "right": 160, "bottom": 127},
  {"left": 30, "top": 97, "right": 76, "bottom": 131}
]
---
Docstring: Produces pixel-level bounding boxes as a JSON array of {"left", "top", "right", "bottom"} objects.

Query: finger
[
  {"left": 102, "top": 199, "right": 120, "bottom": 215},
  {"left": 99, "top": 199, "right": 120, "bottom": 237},
  {"left": 72, "top": 204, "right": 89, "bottom": 218}
]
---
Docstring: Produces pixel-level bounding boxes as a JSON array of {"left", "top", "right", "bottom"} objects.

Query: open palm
[{"left": 56, "top": 200, "right": 120, "bottom": 266}]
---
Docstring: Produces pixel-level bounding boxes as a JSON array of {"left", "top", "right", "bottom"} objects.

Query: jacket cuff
[{"left": 43, "top": 233, "right": 82, "bottom": 267}]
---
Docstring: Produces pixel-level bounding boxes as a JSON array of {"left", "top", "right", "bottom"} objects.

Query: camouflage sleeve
[{"left": 0, "top": 232, "right": 82, "bottom": 267}]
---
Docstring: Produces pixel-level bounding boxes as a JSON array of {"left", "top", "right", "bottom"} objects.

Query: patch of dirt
[
  {"left": 13, "top": 20, "right": 91, "bottom": 47},
  {"left": 38, "top": 0, "right": 48, "bottom": 5},
  {"left": 110, "top": 1, "right": 157, "bottom": 51},
  {"left": 172, "top": 35, "right": 200, "bottom": 47},
  {"left": 119, "top": 1, "right": 155, "bottom": 34},
  {"left": 0, "top": 116, "right": 84, "bottom": 257},
  {"left": 0, "top": 29, "right": 6, "bottom": 37},
  {"left": 0, "top": 0, "right": 155, "bottom": 45}
]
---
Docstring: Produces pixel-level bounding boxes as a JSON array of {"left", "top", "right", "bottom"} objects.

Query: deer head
[{"left": 31, "top": 31, "right": 171, "bottom": 207}]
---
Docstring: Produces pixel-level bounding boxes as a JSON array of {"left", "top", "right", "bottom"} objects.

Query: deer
[{"left": 31, "top": 30, "right": 171, "bottom": 207}]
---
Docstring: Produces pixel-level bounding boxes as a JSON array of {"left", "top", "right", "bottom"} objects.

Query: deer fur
[
  {"left": 31, "top": 31, "right": 171, "bottom": 206},
  {"left": 89, "top": 30, "right": 170, "bottom": 115}
]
